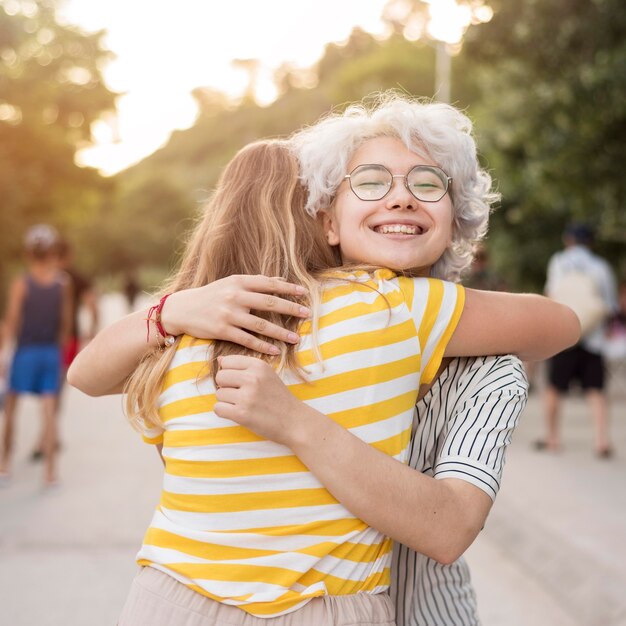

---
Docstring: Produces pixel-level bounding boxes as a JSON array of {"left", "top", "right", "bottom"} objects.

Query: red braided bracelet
[
  {"left": 154, "top": 294, "right": 171, "bottom": 337},
  {"left": 146, "top": 294, "right": 176, "bottom": 347}
]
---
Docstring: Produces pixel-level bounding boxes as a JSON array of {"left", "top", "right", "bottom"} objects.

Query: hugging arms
[
  {"left": 69, "top": 94, "right": 578, "bottom": 624},
  {"left": 69, "top": 274, "right": 561, "bottom": 564}
]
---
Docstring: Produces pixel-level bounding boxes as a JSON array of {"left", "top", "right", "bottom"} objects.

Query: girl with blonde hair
[{"left": 70, "top": 102, "right": 579, "bottom": 625}]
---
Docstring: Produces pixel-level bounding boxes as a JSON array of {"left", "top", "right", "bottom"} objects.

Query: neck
[{"left": 29, "top": 261, "right": 57, "bottom": 281}]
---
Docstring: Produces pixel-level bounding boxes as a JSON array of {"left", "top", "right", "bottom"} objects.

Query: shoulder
[
  {"left": 429, "top": 354, "right": 528, "bottom": 401},
  {"left": 397, "top": 275, "right": 463, "bottom": 307},
  {"left": 12, "top": 273, "right": 27, "bottom": 288},
  {"left": 10, "top": 275, "right": 27, "bottom": 296},
  {"left": 160, "top": 334, "right": 213, "bottom": 394},
  {"left": 591, "top": 254, "right": 615, "bottom": 276},
  {"left": 57, "top": 271, "right": 72, "bottom": 291},
  {"left": 171, "top": 334, "right": 213, "bottom": 366},
  {"left": 320, "top": 269, "right": 406, "bottom": 309}
]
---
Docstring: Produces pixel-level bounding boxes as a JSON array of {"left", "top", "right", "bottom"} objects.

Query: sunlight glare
[
  {"left": 55, "top": 0, "right": 388, "bottom": 174},
  {"left": 426, "top": 0, "right": 473, "bottom": 45}
]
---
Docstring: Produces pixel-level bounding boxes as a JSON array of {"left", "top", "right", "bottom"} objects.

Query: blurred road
[{"left": 1, "top": 294, "right": 625, "bottom": 625}]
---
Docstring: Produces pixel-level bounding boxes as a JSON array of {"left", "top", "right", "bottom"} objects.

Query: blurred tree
[
  {"left": 463, "top": 0, "right": 626, "bottom": 287},
  {"left": 321, "top": 32, "right": 436, "bottom": 104},
  {"left": 0, "top": 0, "right": 116, "bottom": 291},
  {"left": 109, "top": 2, "right": 624, "bottom": 293},
  {"left": 79, "top": 178, "right": 193, "bottom": 279},
  {"left": 109, "top": 28, "right": 441, "bottom": 278}
]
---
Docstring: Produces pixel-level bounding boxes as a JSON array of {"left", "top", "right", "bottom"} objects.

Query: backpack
[{"left": 548, "top": 271, "right": 608, "bottom": 337}]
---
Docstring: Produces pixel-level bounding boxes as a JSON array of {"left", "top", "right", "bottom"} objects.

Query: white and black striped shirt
[{"left": 391, "top": 355, "right": 529, "bottom": 626}]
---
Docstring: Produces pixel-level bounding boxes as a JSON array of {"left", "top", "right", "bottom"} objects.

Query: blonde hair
[
  {"left": 291, "top": 92, "right": 500, "bottom": 281},
  {"left": 125, "top": 140, "right": 337, "bottom": 430}
]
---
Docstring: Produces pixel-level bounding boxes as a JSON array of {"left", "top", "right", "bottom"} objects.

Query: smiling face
[{"left": 322, "top": 136, "right": 454, "bottom": 274}]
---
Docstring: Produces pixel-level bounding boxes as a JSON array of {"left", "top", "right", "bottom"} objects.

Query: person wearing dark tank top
[
  {"left": 17, "top": 275, "right": 64, "bottom": 347},
  {"left": 0, "top": 224, "right": 71, "bottom": 488}
]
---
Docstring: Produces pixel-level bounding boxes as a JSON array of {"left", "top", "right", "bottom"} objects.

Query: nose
[{"left": 384, "top": 175, "right": 416, "bottom": 211}]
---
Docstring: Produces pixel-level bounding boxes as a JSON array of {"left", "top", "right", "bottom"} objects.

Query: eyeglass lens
[{"left": 349, "top": 165, "right": 449, "bottom": 202}]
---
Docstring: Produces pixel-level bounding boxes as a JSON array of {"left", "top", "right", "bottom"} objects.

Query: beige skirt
[{"left": 118, "top": 567, "right": 395, "bottom": 626}]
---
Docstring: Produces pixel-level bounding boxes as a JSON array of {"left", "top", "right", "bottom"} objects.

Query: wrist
[
  {"left": 158, "top": 292, "right": 184, "bottom": 337},
  {"left": 286, "top": 404, "right": 333, "bottom": 453}
]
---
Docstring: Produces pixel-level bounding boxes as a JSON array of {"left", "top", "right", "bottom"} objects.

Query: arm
[
  {"left": 67, "top": 307, "right": 166, "bottom": 395},
  {"left": 67, "top": 275, "right": 309, "bottom": 396},
  {"left": 214, "top": 355, "right": 520, "bottom": 564},
  {"left": 0, "top": 277, "right": 25, "bottom": 375},
  {"left": 444, "top": 288, "right": 581, "bottom": 361},
  {"left": 287, "top": 417, "right": 493, "bottom": 564}
]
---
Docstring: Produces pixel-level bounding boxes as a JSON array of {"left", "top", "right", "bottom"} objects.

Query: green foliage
[
  {"left": 113, "top": 7, "right": 626, "bottom": 288},
  {"left": 112, "top": 29, "right": 443, "bottom": 277},
  {"left": 3, "top": 0, "right": 624, "bottom": 295},
  {"left": 464, "top": 0, "right": 626, "bottom": 287},
  {"left": 0, "top": 0, "right": 116, "bottom": 290},
  {"left": 324, "top": 34, "right": 436, "bottom": 103}
]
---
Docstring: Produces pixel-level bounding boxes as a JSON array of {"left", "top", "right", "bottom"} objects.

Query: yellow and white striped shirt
[{"left": 137, "top": 270, "right": 465, "bottom": 617}]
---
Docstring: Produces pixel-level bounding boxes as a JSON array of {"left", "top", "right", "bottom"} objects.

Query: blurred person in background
[
  {"left": 0, "top": 225, "right": 72, "bottom": 487},
  {"left": 539, "top": 223, "right": 619, "bottom": 457},
  {"left": 30, "top": 237, "right": 99, "bottom": 462},
  {"left": 58, "top": 238, "right": 99, "bottom": 362},
  {"left": 123, "top": 270, "right": 141, "bottom": 312}
]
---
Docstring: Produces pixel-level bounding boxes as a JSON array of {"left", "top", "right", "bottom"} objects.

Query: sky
[{"left": 58, "top": 0, "right": 392, "bottom": 175}]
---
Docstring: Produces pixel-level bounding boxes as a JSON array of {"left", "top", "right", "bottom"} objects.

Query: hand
[
  {"left": 160, "top": 275, "right": 309, "bottom": 356},
  {"left": 214, "top": 355, "right": 305, "bottom": 445}
]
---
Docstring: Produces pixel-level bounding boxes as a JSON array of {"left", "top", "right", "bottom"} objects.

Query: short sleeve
[
  {"left": 402, "top": 277, "right": 465, "bottom": 385},
  {"left": 138, "top": 419, "right": 164, "bottom": 446},
  {"left": 433, "top": 355, "right": 528, "bottom": 500}
]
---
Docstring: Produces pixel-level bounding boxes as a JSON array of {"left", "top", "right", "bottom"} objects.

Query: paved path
[
  {"left": 1, "top": 295, "right": 625, "bottom": 625},
  {"left": 466, "top": 380, "right": 626, "bottom": 626}
]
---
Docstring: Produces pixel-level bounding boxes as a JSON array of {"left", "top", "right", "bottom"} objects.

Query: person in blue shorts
[{"left": 0, "top": 225, "right": 72, "bottom": 487}]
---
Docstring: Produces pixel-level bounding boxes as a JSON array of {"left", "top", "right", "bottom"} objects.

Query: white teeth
[{"left": 376, "top": 224, "right": 419, "bottom": 235}]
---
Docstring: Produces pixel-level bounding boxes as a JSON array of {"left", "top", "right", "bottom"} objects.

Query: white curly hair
[{"left": 290, "top": 93, "right": 499, "bottom": 281}]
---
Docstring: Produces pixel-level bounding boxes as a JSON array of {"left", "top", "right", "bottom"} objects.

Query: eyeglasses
[{"left": 343, "top": 164, "right": 452, "bottom": 203}]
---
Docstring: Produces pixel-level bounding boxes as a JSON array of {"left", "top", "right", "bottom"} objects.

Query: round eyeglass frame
[{"left": 343, "top": 164, "right": 453, "bottom": 203}]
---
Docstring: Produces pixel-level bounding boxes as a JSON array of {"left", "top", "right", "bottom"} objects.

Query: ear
[{"left": 319, "top": 210, "right": 340, "bottom": 246}]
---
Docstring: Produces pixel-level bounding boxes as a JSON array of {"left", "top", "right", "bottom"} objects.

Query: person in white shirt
[{"left": 540, "top": 223, "right": 618, "bottom": 457}]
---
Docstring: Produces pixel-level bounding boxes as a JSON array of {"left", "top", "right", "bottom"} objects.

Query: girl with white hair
[
  {"left": 293, "top": 93, "right": 494, "bottom": 283},
  {"left": 69, "top": 96, "right": 579, "bottom": 625}
]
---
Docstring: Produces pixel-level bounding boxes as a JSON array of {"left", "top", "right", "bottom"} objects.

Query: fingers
[
  {"left": 242, "top": 292, "right": 310, "bottom": 318},
  {"left": 240, "top": 275, "right": 307, "bottom": 297},
  {"left": 214, "top": 401, "right": 237, "bottom": 421},
  {"left": 217, "top": 354, "right": 263, "bottom": 370},
  {"left": 215, "top": 368, "right": 245, "bottom": 389},
  {"left": 226, "top": 328, "right": 282, "bottom": 355},
  {"left": 214, "top": 386, "right": 239, "bottom": 403},
  {"left": 238, "top": 313, "right": 300, "bottom": 344}
]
